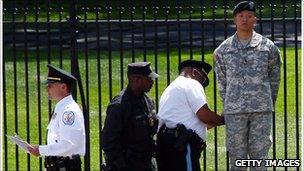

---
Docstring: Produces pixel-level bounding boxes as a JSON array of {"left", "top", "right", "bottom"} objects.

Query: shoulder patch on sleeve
[{"left": 62, "top": 111, "right": 75, "bottom": 125}]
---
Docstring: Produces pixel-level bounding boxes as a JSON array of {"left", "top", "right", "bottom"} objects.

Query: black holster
[
  {"left": 44, "top": 155, "right": 81, "bottom": 171},
  {"left": 173, "top": 124, "right": 195, "bottom": 151}
]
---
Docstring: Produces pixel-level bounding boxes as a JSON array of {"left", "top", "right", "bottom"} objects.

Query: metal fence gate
[{"left": 2, "top": 0, "right": 301, "bottom": 170}]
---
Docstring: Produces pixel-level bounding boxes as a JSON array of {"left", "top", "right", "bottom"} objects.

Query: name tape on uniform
[{"left": 235, "top": 159, "right": 300, "bottom": 167}]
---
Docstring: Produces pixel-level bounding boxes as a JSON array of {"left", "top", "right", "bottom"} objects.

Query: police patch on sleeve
[{"left": 62, "top": 111, "right": 75, "bottom": 125}]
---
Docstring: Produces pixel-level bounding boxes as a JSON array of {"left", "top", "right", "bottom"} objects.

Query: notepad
[{"left": 7, "top": 134, "right": 32, "bottom": 153}]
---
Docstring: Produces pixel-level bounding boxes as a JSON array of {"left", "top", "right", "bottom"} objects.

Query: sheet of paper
[{"left": 7, "top": 134, "right": 32, "bottom": 153}]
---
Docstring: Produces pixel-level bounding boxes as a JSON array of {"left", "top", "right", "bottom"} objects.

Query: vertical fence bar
[
  {"left": 293, "top": 2, "right": 299, "bottom": 171},
  {"left": 69, "top": 0, "right": 77, "bottom": 151},
  {"left": 270, "top": 1, "right": 275, "bottom": 41},
  {"left": 142, "top": 0, "right": 147, "bottom": 61},
  {"left": 258, "top": 0, "right": 263, "bottom": 33},
  {"left": 22, "top": 1, "right": 31, "bottom": 170},
  {"left": 94, "top": 4, "right": 103, "bottom": 170},
  {"left": 153, "top": 2, "right": 159, "bottom": 111},
  {"left": 270, "top": 2, "right": 276, "bottom": 169},
  {"left": 68, "top": 1, "right": 90, "bottom": 170},
  {"left": 47, "top": 0, "right": 52, "bottom": 119},
  {"left": 199, "top": 1, "right": 206, "bottom": 170},
  {"left": 58, "top": 0, "right": 63, "bottom": 68},
  {"left": 0, "top": 7, "right": 2, "bottom": 171},
  {"left": 34, "top": 0, "right": 42, "bottom": 170},
  {"left": 211, "top": 1, "right": 218, "bottom": 170},
  {"left": 223, "top": 0, "right": 228, "bottom": 39},
  {"left": 188, "top": 0, "right": 193, "bottom": 59},
  {"left": 12, "top": 2, "right": 19, "bottom": 170},
  {"left": 301, "top": 1, "right": 304, "bottom": 169},
  {"left": 131, "top": 0, "right": 135, "bottom": 62},
  {"left": 176, "top": 1, "right": 181, "bottom": 65},
  {"left": 2, "top": 39, "right": 7, "bottom": 171},
  {"left": 82, "top": 4, "right": 91, "bottom": 170},
  {"left": 3, "top": 5, "right": 8, "bottom": 171},
  {"left": 106, "top": 0, "right": 113, "bottom": 101},
  {"left": 119, "top": 1, "right": 124, "bottom": 90},
  {"left": 47, "top": 0, "right": 51, "bottom": 65},
  {"left": 83, "top": 0, "right": 90, "bottom": 141},
  {"left": 282, "top": 3, "right": 288, "bottom": 169},
  {"left": 199, "top": 2, "right": 205, "bottom": 86},
  {"left": 165, "top": 3, "right": 170, "bottom": 85},
  {"left": 81, "top": 1, "right": 89, "bottom": 101},
  {"left": 223, "top": 1, "right": 229, "bottom": 170}
]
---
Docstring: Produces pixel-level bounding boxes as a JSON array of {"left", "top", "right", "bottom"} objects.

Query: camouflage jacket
[{"left": 214, "top": 31, "right": 281, "bottom": 114}]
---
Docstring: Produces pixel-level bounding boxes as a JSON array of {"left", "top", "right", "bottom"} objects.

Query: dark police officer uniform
[
  {"left": 41, "top": 65, "right": 86, "bottom": 171},
  {"left": 101, "top": 62, "right": 159, "bottom": 171}
]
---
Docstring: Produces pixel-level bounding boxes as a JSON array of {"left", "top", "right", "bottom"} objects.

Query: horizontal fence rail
[
  {"left": 3, "top": 0, "right": 301, "bottom": 171},
  {"left": 3, "top": 18, "right": 301, "bottom": 51}
]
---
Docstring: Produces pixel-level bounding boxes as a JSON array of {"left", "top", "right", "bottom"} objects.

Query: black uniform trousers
[
  {"left": 156, "top": 126, "right": 206, "bottom": 171},
  {"left": 44, "top": 155, "right": 81, "bottom": 171},
  {"left": 104, "top": 149, "right": 153, "bottom": 171},
  {"left": 123, "top": 150, "right": 153, "bottom": 171}
]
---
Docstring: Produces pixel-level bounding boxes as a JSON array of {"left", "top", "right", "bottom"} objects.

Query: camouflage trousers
[{"left": 225, "top": 112, "right": 272, "bottom": 171}]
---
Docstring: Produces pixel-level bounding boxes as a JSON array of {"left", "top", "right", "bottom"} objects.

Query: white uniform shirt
[
  {"left": 158, "top": 76, "right": 208, "bottom": 140},
  {"left": 39, "top": 95, "right": 86, "bottom": 157}
]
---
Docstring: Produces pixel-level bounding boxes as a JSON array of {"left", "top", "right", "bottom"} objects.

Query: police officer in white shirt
[
  {"left": 28, "top": 64, "right": 86, "bottom": 171},
  {"left": 156, "top": 60, "right": 225, "bottom": 171}
]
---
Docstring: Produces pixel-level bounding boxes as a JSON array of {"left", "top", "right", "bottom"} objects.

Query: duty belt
[
  {"left": 159, "top": 124, "right": 206, "bottom": 150},
  {"left": 160, "top": 126, "right": 179, "bottom": 137},
  {"left": 44, "top": 154, "right": 80, "bottom": 170}
]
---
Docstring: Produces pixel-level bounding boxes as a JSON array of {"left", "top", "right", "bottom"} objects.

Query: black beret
[
  {"left": 45, "top": 64, "right": 77, "bottom": 85},
  {"left": 179, "top": 59, "right": 212, "bottom": 75},
  {"left": 127, "top": 62, "right": 159, "bottom": 79},
  {"left": 233, "top": 1, "right": 256, "bottom": 16}
]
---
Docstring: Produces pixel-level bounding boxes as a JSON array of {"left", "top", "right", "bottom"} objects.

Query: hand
[
  {"left": 206, "top": 116, "right": 225, "bottom": 129},
  {"left": 28, "top": 145, "right": 40, "bottom": 157},
  {"left": 207, "top": 124, "right": 215, "bottom": 130}
]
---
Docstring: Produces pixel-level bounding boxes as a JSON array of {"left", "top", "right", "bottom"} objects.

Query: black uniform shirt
[{"left": 101, "top": 86, "right": 158, "bottom": 169}]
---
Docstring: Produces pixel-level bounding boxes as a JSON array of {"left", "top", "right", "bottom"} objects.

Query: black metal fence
[{"left": 3, "top": 0, "right": 301, "bottom": 170}]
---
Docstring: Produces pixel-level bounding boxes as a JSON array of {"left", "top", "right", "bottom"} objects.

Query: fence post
[{"left": 68, "top": 1, "right": 90, "bottom": 170}]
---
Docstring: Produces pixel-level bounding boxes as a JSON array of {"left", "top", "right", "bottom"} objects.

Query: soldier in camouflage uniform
[{"left": 213, "top": 1, "right": 281, "bottom": 170}]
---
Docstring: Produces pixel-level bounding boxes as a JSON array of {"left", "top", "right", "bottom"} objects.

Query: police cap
[
  {"left": 178, "top": 59, "right": 212, "bottom": 75},
  {"left": 127, "top": 62, "right": 159, "bottom": 79},
  {"left": 45, "top": 64, "right": 77, "bottom": 86},
  {"left": 233, "top": 1, "right": 256, "bottom": 16}
]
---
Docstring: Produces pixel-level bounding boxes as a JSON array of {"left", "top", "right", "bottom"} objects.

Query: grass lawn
[{"left": 3, "top": 47, "right": 301, "bottom": 170}]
